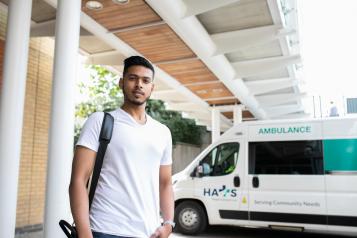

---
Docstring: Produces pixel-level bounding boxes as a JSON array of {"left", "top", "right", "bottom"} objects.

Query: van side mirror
[{"left": 194, "top": 163, "right": 211, "bottom": 177}]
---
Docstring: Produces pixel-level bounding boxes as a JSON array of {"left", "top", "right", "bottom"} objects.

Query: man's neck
[{"left": 121, "top": 103, "right": 147, "bottom": 124}]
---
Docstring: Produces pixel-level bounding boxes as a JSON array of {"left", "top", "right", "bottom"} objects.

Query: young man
[{"left": 69, "top": 56, "right": 174, "bottom": 238}]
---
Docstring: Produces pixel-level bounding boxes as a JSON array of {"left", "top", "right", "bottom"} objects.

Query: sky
[{"left": 298, "top": 0, "right": 357, "bottom": 97}]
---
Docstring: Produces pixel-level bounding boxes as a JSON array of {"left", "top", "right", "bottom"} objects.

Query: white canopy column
[
  {"left": 0, "top": 0, "right": 32, "bottom": 237},
  {"left": 211, "top": 107, "right": 221, "bottom": 143},
  {"left": 233, "top": 105, "right": 243, "bottom": 126},
  {"left": 44, "top": 0, "right": 81, "bottom": 238}
]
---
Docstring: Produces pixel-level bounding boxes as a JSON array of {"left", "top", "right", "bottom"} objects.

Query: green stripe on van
[{"left": 323, "top": 139, "right": 357, "bottom": 171}]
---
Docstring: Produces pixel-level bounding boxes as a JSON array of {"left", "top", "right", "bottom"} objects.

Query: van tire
[{"left": 174, "top": 201, "right": 207, "bottom": 235}]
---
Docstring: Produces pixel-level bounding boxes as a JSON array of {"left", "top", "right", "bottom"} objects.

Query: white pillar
[
  {"left": 233, "top": 106, "right": 243, "bottom": 126},
  {"left": 44, "top": 1, "right": 81, "bottom": 238},
  {"left": 211, "top": 107, "right": 221, "bottom": 142},
  {"left": 0, "top": 1, "right": 32, "bottom": 237}
]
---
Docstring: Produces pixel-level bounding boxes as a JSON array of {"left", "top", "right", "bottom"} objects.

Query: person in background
[{"left": 329, "top": 101, "right": 339, "bottom": 117}]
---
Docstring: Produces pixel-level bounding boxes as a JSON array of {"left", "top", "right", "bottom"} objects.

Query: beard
[{"left": 123, "top": 89, "right": 150, "bottom": 106}]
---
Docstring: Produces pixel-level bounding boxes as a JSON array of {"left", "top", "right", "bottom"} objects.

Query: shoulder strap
[{"left": 88, "top": 112, "right": 114, "bottom": 209}]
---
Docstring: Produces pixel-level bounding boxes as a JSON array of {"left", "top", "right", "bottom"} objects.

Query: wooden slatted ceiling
[
  {"left": 157, "top": 59, "right": 218, "bottom": 85},
  {"left": 222, "top": 111, "right": 255, "bottom": 120},
  {"left": 206, "top": 98, "right": 240, "bottom": 106},
  {"left": 82, "top": 0, "right": 245, "bottom": 114},
  {"left": 82, "top": 0, "right": 161, "bottom": 31},
  {"left": 116, "top": 24, "right": 195, "bottom": 63},
  {"left": 187, "top": 82, "right": 233, "bottom": 100}
]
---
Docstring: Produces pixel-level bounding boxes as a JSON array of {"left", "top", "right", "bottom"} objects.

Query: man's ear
[
  {"left": 119, "top": 77, "right": 123, "bottom": 89},
  {"left": 150, "top": 82, "right": 155, "bottom": 93}
]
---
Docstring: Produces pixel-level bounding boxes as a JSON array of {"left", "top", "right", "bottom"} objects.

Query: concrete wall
[
  {"left": 172, "top": 142, "right": 201, "bottom": 174},
  {"left": 172, "top": 131, "right": 211, "bottom": 174}
]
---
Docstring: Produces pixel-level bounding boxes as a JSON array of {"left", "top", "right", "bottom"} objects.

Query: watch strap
[{"left": 162, "top": 220, "right": 175, "bottom": 230}]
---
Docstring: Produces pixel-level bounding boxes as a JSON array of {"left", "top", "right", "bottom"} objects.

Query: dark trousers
[{"left": 92, "top": 231, "right": 134, "bottom": 238}]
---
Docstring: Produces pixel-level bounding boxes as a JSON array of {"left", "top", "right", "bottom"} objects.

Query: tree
[
  {"left": 146, "top": 100, "right": 205, "bottom": 145},
  {"left": 74, "top": 65, "right": 206, "bottom": 146}
]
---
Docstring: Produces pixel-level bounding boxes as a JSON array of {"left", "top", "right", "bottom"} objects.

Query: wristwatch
[{"left": 162, "top": 220, "right": 175, "bottom": 230}]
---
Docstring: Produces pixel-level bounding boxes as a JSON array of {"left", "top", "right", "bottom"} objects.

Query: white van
[{"left": 172, "top": 117, "right": 357, "bottom": 236}]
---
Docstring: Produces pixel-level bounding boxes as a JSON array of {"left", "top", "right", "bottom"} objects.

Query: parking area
[{"left": 170, "top": 226, "right": 348, "bottom": 238}]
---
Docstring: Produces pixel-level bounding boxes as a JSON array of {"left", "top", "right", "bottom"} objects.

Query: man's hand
[{"left": 150, "top": 224, "right": 172, "bottom": 238}]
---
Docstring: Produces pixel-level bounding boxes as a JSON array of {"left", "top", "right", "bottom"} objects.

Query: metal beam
[
  {"left": 212, "top": 104, "right": 245, "bottom": 112},
  {"left": 270, "top": 112, "right": 310, "bottom": 119},
  {"left": 257, "top": 92, "right": 307, "bottom": 107},
  {"left": 212, "top": 24, "right": 295, "bottom": 55},
  {"left": 84, "top": 50, "right": 126, "bottom": 65},
  {"left": 232, "top": 54, "right": 301, "bottom": 78},
  {"left": 151, "top": 90, "right": 188, "bottom": 102},
  {"left": 147, "top": 0, "right": 267, "bottom": 119},
  {"left": 181, "top": 0, "right": 240, "bottom": 18},
  {"left": 244, "top": 77, "right": 293, "bottom": 86},
  {"left": 30, "top": 20, "right": 91, "bottom": 37},
  {"left": 247, "top": 78, "right": 301, "bottom": 95},
  {"left": 265, "top": 105, "right": 304, "bottom": 118},
  {"left": 166, "top": 102, "right": 207, "bottom": 112}
]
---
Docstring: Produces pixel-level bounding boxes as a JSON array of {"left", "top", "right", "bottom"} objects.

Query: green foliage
[
  {"left": 146, "top": 99, "right": 206, "bottom": 145},
  {"left": 74, "top": 65, "right": 206, "bottom": 146},
  {"left": 75, "top": 65, "right": 123, "bottom": 119}
]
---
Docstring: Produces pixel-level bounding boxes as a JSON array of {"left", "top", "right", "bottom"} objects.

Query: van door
[
  {"left": 248, "top": 140, "right": 328, "bottom": 231},
  {"left": 321, "top": 120, "right": 357, "bottom": 234},
  {"left": 192, "top": 139, "right": 249, "bottom": 226},
  {"left": 323, "top": 139, "right": 357, "bottom": 234}
]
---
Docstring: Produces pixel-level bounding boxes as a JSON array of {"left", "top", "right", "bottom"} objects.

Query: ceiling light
[
  {"left": 86, "top": 1, "right": 103, "bottom": 10},
  {"left": 112, "top": 0, "right": 130, "bottom": 5}
]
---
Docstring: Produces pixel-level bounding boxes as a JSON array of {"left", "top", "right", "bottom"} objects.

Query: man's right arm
[{"left": 69, "top": 146, "right": 96, "bottom": 238}]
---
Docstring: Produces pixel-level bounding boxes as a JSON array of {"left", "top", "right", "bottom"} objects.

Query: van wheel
[{"left": 174, "top": 201, "right": 207, "bottom": 235}]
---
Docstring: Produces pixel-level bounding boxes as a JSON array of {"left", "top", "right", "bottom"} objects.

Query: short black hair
[{"left": 123, "top": 56, "right": 155, "bottom": 78}]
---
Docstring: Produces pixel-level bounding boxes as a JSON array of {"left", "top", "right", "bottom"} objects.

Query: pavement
[
  {"left": 15, "top": 231, "right": 43, "bottom": 238},
  {"left": 15, "top": 226, "right": 350, "bottom": 238}
]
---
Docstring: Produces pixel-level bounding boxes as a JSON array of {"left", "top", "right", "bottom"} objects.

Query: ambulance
[{"left": 172, "top": 117, "right": 357, "bottom": 236}]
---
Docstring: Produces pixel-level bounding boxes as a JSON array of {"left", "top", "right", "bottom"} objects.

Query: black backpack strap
[{"left": 88, "top": 112, "right": 114, "bottom": 209}]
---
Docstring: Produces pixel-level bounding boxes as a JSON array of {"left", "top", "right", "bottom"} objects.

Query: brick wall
[{"left": 16, "top": 38, "right": 54, "bottom": 227}]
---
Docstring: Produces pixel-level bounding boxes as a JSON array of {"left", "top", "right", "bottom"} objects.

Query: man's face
[{"left": 119, "top": 65, "right": 154, "bottom": 106}]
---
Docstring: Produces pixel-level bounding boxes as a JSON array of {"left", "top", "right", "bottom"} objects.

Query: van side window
[
  {"left": 200, "top": 142, "right": 239, "bottom": 176},
  {"left": 249, "top": 140, "right": 323, "bottom": 175}
]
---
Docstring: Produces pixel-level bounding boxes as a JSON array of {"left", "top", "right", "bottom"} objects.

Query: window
[
  {"left": 200, "top": 142, "right": 239, "bottom": 176},
  {"left": 249, "top": 140, "right": 323, "bottom": 175},
  {"left": 346, "top": 97, "right": 357, "bottom": 114}
]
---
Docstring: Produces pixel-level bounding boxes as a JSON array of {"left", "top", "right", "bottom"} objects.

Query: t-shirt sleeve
[
  {"left": 76, "top": 112, "right": 104, "bottom": 152},
  {"left": 160, "top": 126, "right": 173, "bottom": 166}
]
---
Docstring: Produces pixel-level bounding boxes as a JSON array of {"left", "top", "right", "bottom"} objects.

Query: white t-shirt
[{"left": 76, "top": 108, "right": 172, "bottom": 237}]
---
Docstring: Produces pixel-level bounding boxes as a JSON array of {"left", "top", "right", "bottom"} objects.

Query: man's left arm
[{"left": 151, "top": 165, "right": 174, "bottom": 238}]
